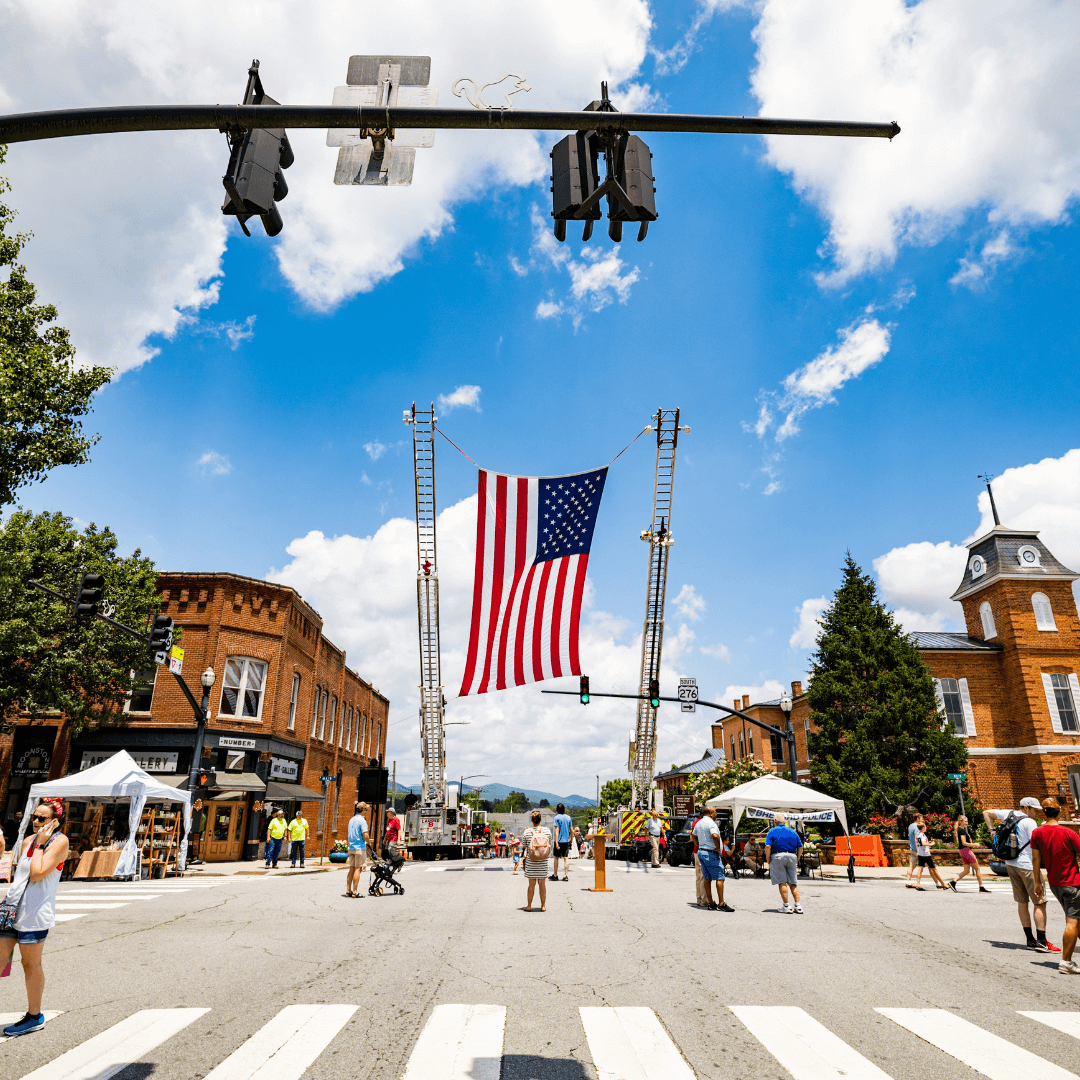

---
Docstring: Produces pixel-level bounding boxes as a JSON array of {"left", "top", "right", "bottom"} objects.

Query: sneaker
[
  {"left": 548, "top": 874, "right": 559, "bottom": 881},
  {"left": 1026, "top": 940, "right": 1050, "bottom": 952},
  {"left": 793, "top": 903, "right": 804, "bottom": 914},
  {"left": 718, "top": 903, "right": 735, "bottom": 912},
  {"left": 3, "top": 1013, "right": 44, "bottom": 1038},
  {"left": 1059, "top": 960, "right": 1080, "bottom": 974},
  {"left": 979, "top": 886, "right": 991, "bottom": 893},
  {"left": 948, "top": 880, "right": 957, "bottom": 892},
  {"left": 1045, "top": 941, "right": 1062, "bottom": 954},
  {"left": 781, "top": 904, "right": 794, "bottom": 914}
]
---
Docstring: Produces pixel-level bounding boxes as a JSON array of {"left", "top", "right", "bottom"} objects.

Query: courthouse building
[{"left": 0, "top": 571, "right": 389, "bottom": 862}]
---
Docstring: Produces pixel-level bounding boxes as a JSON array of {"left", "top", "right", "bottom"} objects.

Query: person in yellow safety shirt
[
  {"left": 289, "top": 810, "right": 309, "bottom": 869},
  {"left": 265, "top": 808, "right": 287, "bottom": 868}
]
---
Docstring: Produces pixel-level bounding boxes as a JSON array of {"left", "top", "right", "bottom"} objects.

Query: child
[
  {"left": 914, "top": 824, "right": 949, "bottom": 891},
  {"left": 511, "top": 834, "right": 522, "bottom": 874}
]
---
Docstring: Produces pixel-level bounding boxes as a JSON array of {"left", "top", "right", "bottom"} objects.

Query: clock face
[
  {"left": 971, "top": 558, "right": 983, "bottom": 574},
  {"left": 1022, "top": 549, "right": 1036, "bottom": 564}
]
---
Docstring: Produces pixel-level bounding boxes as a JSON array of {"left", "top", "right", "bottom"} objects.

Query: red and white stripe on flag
[{"left": 459, "top": 466, "right": 607, "bottom": 696}]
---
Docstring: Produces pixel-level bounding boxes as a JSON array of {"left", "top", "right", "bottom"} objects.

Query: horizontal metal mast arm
[{"left": 0, "top": 104, "right": 900, "bottom": 145}]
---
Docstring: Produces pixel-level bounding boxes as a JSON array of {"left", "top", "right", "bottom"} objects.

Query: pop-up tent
[
  {"left": 14, "top": 750, "right": 192, "bottom": 876},
  {"left": 705, "top": 773, "right": 848, "bottom": 835}
]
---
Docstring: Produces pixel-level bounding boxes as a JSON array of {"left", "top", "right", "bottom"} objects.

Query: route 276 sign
[{"left": 678, "top": 678, "right": 698, "bottom": 713}]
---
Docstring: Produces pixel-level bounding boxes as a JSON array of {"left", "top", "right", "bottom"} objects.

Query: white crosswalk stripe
[
  {"left": 42, "top": 880, "right": 232, "bottom": 926},
  {"left": 731, "top": 1006, "right": 893, "bottom": 1080},
  {"left": 1019, "top": 1012, "right": 1080, "bottom": 1041},
  {"left": 0, "top": 1012, "right": 63, "bottom": 1038},
  {"left": 581, "top": 1006, "right": 695, "bottom": 1080},
  {"left": 16, "top": 1007, "right": 208, "bottom": 1080},
  {"left": 402, "top": 1004, "right": 506, "bottom": 1080},
  {"left": 877, "top": 1008, "right": 1079, "bottom": 1080},
  {"left": 203, "top": 1004, "right": 356, "bottom": 1080},
  {"left": 53, "top": 914, "right": 88, "bottom": 923}
]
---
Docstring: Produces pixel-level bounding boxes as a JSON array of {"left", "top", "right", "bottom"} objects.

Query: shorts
[
  {"left": 770, "top": 852, "right": 798, "bottom": 885},
  {"left": 555, "top": 842, "right": 570, "bottom": 858},
  {"left": 0, "top": 928, "right": 49, "bottom": 944},
  {"left": 1007, "top": 865, "right": 1042, "bottom": 904},
  {"left": 960, "top": 847, "right": 978, "bottom": 866},
  {"left": 513, "top": 852, "right": 521, "bottom": 864},
  {"left": 1050, "top": 884, "right": 1080, "bottom": 921},
  {"left": 697, "top": 850, "right": 725, "bottom": 881},
  {"left": 917, "top": 855, "right": 935, "bottom": 868},
  {"left": 347, "top": 851, "right": 367, "bottom": 868}
]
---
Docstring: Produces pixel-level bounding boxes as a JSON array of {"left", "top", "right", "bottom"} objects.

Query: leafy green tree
[
  {"left": 492, "top": 790, "right": 529, "bottom": 813},
  {"left": 0, "top": 510, "right": 160, "bottom": 735},
  {"left": 685, "top": 758, "right": 772, "bottom": 803},
  {"left": 599, "top": 778, "right": 633, "bottom": 811},
  {"left": 538, "top": 798, "right": 550, "bottom": 808},
  {"left": 806, "top": 554, "right": 970, "bottom": 825},
  {"left": 0, "top": 146, "right": 112, "bottom": 507}
]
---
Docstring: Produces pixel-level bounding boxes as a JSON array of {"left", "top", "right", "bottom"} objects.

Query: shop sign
[
  {"left": 80, "top": 750, "right": 178, "bottom": 773},
  {"left": 270, "top": 757, "right": 299, "bottom": 781},
  {"left": 14, "top": 747, "right": 52, "bottom": 776},
  {"left": 672, "top": 794, "right": 694, "bottom": 818},
  {"left": 218, "top": 737, "right": 256, "bottom": 749}
]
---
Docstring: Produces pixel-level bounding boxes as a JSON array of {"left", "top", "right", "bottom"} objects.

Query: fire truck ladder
[
  {"left": 405, "top": 402, "right": 446, "bottom": 810},
  {"left": 632, "top": 408, "right": 687, "bottom": 809}
]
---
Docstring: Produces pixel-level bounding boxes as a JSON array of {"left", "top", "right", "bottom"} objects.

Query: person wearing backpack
[
  {"left": 984, "top": 799, "right": 1059, "bottom": 953},
  {"left": 521, "top": 810, "right": 552, "bottom": 912},
  {"left": 1031, "top": 798, "right": 1080, "bottom": 975}
]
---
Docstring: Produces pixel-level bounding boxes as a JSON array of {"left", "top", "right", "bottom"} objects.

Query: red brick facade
[{"left": 709, "top": 683, "right": 812, "bottom": 781}]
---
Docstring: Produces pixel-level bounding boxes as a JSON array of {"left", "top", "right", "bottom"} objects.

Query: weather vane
[{"left": 452, "top": 73, "right": 531, "bottom": 110}]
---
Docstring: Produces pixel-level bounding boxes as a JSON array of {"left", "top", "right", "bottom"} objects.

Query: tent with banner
[
  {"left": 13, "top": 750, "right": 192, "bottom": 877},
  {"left": 705, "top": 774, "right": 848, "bottom": 835}
]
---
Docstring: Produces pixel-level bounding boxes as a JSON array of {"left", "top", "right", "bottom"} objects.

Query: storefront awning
[
  {"left": 264, "top": 780, "right": 325, "bottom": 802},
  {"left": 157, "top": 774, "right": 189, "bottom": 789},
  {"left": 211, "top": 771, "right": 266, "bottom": 794}
]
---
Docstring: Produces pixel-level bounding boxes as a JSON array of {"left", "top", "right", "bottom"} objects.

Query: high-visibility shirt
[
  {"left": 289, "top": 817, "right": 309, "bottom": 841},
  {"left": 268, "top": 817, "right": 287, "bottom": 840}
]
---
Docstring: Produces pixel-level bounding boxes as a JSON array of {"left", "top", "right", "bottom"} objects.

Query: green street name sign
[{"left": 947, "top": 773, "right": 967, "bottom": 781}]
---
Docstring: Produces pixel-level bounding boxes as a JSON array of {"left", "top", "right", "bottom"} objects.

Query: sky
[{"left": 3, "top": 0, "right": 1080, "bottom": 799}]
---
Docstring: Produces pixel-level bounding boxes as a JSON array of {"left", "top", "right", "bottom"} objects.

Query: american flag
[{"left": 459, "top": 467, "right": 608, "bottom": 697}]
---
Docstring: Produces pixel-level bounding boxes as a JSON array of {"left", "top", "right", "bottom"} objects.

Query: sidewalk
[{"left": 181, "top": 860, "right": 346, "bottom": 877}]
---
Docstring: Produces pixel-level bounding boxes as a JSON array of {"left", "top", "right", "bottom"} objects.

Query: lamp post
[
  {"left": 186, "top": 667, "right": 216, "bottom": 800},
  {"left": 319, "top": 767, "right": 340, "bottom": 865},
  {"left": 779, "top": 692, "right": 799, "bottom": 788}
]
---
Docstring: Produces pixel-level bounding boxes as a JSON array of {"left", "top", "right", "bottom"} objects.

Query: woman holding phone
[{"left": 0, "top": 797, "right": 69, "bottom": 1038}]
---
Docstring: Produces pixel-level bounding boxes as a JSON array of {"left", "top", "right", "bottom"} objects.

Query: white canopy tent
[
  {"left": 14, "top": 750, "right": 192, "bottom": 876},
  {"left": 705, "top": 774, "right": 848, "bottom": 835}
]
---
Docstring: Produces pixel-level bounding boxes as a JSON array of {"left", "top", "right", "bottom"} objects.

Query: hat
[
  {"left": 1041, "top": 797, "right": 1060, "bottom": 810},
  {"left": 1019, "top": 797, "right": 1042, "bottom": 809}
]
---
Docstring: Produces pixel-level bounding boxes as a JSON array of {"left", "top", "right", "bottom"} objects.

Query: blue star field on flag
[{"left": 536, "top": 470, "right": 607, "bottom": 563}]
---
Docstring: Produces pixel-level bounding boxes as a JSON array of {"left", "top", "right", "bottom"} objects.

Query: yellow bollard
[{"left": 586, "top": 829, "right": 612, "bottom": 892}]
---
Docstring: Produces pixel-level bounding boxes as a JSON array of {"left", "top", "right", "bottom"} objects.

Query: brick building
[{"left": 0, "top": 571, "right": 390, "bottom": 862}]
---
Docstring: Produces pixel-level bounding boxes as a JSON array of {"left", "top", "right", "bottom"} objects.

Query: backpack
[
  {"left": 992, "top": 812, "right": 1030, "bottom": 861},
  {"left": 528, "top": 829, "right": 551, "bottom": 861}
]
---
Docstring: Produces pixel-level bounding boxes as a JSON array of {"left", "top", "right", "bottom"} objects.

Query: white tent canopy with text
[
  {"left": 14, "top": 750, "right": 192, "bottom": 876},
  {"left": 705, "top": 774, "right": 848, "bottom": 835}
]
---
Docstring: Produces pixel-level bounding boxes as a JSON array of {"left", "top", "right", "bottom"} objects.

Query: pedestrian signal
[
  {"left": 74, "top": 573, "right": 105, "bottom": 618},
  {"left": 648, "top": 678, "right": 660, "bottom": 709},
  {"left": 579, "top": 675, "right": 590, "bottom": 705}
]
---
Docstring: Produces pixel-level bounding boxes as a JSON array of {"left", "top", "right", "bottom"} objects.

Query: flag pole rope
[{"left": 434, "top": 424, "right": 477, "bottom": 466}]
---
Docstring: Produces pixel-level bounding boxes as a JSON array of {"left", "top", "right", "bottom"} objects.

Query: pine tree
[{"left": 806, "top": 554, "right": 969, "bottom": 825}]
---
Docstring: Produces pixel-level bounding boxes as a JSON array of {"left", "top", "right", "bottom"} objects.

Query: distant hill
[{"left": 389, "top": 780, "right": 593, "bottom": 808}]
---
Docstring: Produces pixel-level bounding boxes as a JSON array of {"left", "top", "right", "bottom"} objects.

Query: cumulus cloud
[
  {"left": 437, "top": 385, "right": 482, "bottom": 413},
  {"left": 673, "top": 584, "right": 706, "bottom": 622},
  {"left": 0, "top": 1, "right": 653, "bottom": 373},
  {"left": 747, "top": 0, "right": 1080, "bottom": 286},
  {"left": 700, "top": 642, "right": 731, "bottom": 662},
  {"left": 873, "top": 542, "right": 967, "bottom": 632},
  {"left": 363, "top": 442, "right": 387, "bottom": 461},
  {"left": 789, "top": 596, "right": 827, "bottom": 650},
  {"left": 197, "top": 450, "right": 232, "bottom": 476}
]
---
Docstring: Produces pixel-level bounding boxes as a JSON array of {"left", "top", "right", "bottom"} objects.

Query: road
[{"left": 2, "top": 860, "right": 1078, "bottom": 1079}]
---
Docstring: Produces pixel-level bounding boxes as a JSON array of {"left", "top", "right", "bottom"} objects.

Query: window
[
  {"left": 804, "top": 716, "right": 812, "bottom": 759},
  {"left": 376, "top": 723, "right": 382, "bottom": 755},
  {"left": 288, "top": 673, "right": 300, "bottom": 731},
  {"left": 731, "top": 735, "right": 736, "bottom": 760},
  {"left": 979, "top": 601, "right": 996, "bottom": 640},
  {"left": 739, "top": 732, "right": 745, "bottom": 758},
  {"left": 770, "top": 731, "right": 784, "bottom": 763},
  {"left": 318, "top": 691, "right": 327, "bottom": 740},
  {"left": 311, "top": 687, "right": 320, "bottom": 736},
  {"left": 1049, "top": 674, "right": 1079, "bottom": 734},
  {"left": 748, "top": 731, "right": 754, "bottom": 758},
  {"left": 219, "top": 658, "right": 267, "bottom": 720},
  {"left": 328, "top": 696, "right": 337, "bottom": 745},
  {"left": 360, "top": 712, "right": 368, "bottom": 755},
  {"left": 348, "top": 706, "right": 355, "bottom": 751},
  {"left": 939, "top": 678, "right": 966, "bottom": 735},
  {"left": 1033, "top": 592, "right": 1057, "bottom": 631},
  {"left": 339, "top": 702, "right": 346, "bottom": 748},
  {"left": 126, "top": 669, "right": 157, "bottom": 713}
]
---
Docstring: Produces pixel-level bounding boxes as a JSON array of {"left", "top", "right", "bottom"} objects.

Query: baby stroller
[{"left": 368, "top": 846, "right": 406, "bottom": 896}]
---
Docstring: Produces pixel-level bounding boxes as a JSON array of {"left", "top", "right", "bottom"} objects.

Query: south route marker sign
[{"left": 679, "top": 677, "right": 698, "bottom": 713}]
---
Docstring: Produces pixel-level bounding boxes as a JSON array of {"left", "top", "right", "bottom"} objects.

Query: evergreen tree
[{"left": 806, "top": 554, "right": 969, "bottom": 825}]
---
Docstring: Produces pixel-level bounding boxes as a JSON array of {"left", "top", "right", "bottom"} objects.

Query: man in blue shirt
[
  {"left": 346, "top": 801, "right": 369, "bottom": 898},
  {"left": 764, "top": 814, "right": 804, "bottom": 914},
  {"left": 551, "top": 804, "right": 573, "bottom": 882}
]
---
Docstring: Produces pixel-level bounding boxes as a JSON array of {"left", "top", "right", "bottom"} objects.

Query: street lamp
[
  {"left": 779, "top": 692, "right": 799, "bottom": 787},
  {"left": 459, "top": 774, "right": 488, "bottom": 813},
  {"left": 318, "top": 767, "right": 341, "bottom": 865}
]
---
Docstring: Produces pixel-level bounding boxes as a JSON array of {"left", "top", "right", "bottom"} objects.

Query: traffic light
[
  {"left": 222, "top": 60, "right": 294, "bottom": 237},
  {"left": 579, "top": 675, "right": 590, "bottom": 705},
  {"left": 148, "top": 615, "right": 173, "bottom": 664},
  {"left": 196, "top": 769, "right": 209, "bottom": 788},
  {"left": 649, "top": 678, "right": 660, "bottom": 709},
  {"left": 74, "top": 573, "right": 104, "bottom": 618},
  {"left": 550, "top": 131, "right": 600, "bottom": 242},
  {"left": 608, "top": 134, "right": 656, "bottom": 242}
]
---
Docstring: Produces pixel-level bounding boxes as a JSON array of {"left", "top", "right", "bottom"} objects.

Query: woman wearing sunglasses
[{"left": 0, "top": 797, "right": 68, "bottom": 1038}]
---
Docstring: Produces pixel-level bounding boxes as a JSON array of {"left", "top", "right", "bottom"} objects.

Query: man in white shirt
[
  {"left": 984, "top": 798, "right": 1059, "bottom": 954},
  {"left": 647, "top": 809, "right": 664, "bottom": 868}
]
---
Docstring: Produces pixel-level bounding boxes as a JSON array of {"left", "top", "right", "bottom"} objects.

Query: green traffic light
[{"left": 580, "top": 693, "right": 590, "bottom": 705}]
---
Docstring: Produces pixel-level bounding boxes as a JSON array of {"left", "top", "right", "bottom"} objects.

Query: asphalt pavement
[{"left": 2, "top": 859, "right": 1078, "bottom": 1079}]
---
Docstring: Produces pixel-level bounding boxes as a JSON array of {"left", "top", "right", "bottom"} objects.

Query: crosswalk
[
  {"left": 50, "top": 879, "right": 234, "bottom": 924},
  {"left": 4, "top": 1003, "right": 1080, "bottom": 1079}
]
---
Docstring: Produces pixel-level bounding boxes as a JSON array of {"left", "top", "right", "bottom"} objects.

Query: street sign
[
  {"left": 679, "top": 677, "right": 698, "bottom": 713},
  {"left": 947, "top": 773, "right": 967, "bottom": 781},
  {"left": 168, "top": 644, "right": 184, "bottom": 675},
  {"left": 673, "top": 794, "right": 694, "bottom": 818}
]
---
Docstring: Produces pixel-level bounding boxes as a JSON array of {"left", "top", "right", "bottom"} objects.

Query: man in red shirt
[
  {"left": 1031, "top": 797, "right": 1080, "bottom": 975},
  {"left": 384, "top": 808, "right": 401, "bottom": 853}
]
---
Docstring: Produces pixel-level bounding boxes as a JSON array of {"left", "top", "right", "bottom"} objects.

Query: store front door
[{"left": 206, "top": 800, "right": 246, "bottom": 861}]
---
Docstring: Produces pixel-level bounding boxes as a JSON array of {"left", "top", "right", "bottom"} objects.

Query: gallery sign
[
  {"left": 270, "top": 757, "right": 299, "bottom": 781},
  {"left": 80, "top": 750, "right": 178, "bottom": 773}
]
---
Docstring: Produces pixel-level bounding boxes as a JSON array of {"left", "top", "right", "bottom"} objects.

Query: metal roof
[
  {"left": 907, "top": 632, "right": 1004, "bottom": 651},
  {"left": 950, "top": 527, "right": 1078, "bottom": 602},
  {"left": 655, "top": 749, "right": 725, "bottom": 779}
]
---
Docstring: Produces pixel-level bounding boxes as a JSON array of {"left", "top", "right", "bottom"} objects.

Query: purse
[{"left": 0, "top": 900, "right": 17, "bottom": 932}]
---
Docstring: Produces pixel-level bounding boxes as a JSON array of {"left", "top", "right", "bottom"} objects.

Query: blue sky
[{"left": 6, "top": 1, "right": 1080, "bottom": 793}]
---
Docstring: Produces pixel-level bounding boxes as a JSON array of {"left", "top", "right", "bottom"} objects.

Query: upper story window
[
  {"left": 731, "top": 735, "right": 736, "bottom": 760},
  {"left": 328, "top": 696, "right": 337, "bottom": 744},
  {"left": 979, "top": 601, "right": 997, "bottom": 639},
  {"left": 311, "top": 686, "right": 320, "bottom": 737},
  {"left": 939, "top": 678, "right": 966, "bottom": 735},
  {"left": 318, "top": 690, "right": 328, "bottom": 740},
  {"left": 343, "top": 706, "right": 351, "bottom": 748},
  {"left": 126, "top": 669, "right": 157, "bottom": 714},
  {"left": 1032, "top": 592, "right": 1057, "bottom": 631},
  {"left": 376, "top": 722, "right": 382, "bottom": 755},
  {"left": 219, "top": 658, "right": 267, "bottom": 720},
  {"left": 288, "top": 674, "right": 300, "bottom": 731},
  {"left": 748, "top": 730, "right": 754, "bottom": 758},
  {"left": 1044, "top": 673, "right": 1080, "bottom": 734},
  {"left": 770, "top": 731, "right": 784, "bottom": 763}
]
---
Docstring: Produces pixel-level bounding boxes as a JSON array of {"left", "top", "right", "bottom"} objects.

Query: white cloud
[
  {"left": 747, "top": 0, "right": 1080, "bottom": 286},
  {"left": 700, "top": 642, "right": 731, "bottom": 662},
  {"left": 363, "top": 442, "right": 387, "bottom": 461},
  {"left": 949, "top": 230, "right": 1019, "bottom": 289},
  {"left": 873, "top": 541, "right": 967, "bottom": 632},
  {"left": 718, "top": 680, "right": 785, "bottom": 710},
  {"left": 673, "top": 583, "right": 706, "bottom": 622},
  {"left": 0, "top": 1, "right": 653, "bottom": 373},
  {"left": 189, "top": 314, "right": 256, "bottom": 349},
  {"left": 437, "top": 385, "right": 482, "bottom": 413},
  {"left": 789, "top": 596, "right": 827, "bottom": 649},
  {"left": 197, "top": 450, "right": 232, "bottom": 476}
]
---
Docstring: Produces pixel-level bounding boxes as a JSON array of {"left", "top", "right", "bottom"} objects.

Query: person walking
[
  {"left": 903, "top": 813, "right": 924, "bottom": 888},
  {"left": 346, "top": 802, "right": 369, "bottom": 898},
  {"left": 384, "top": 807, "right": 401, "bottom": 854},
  {"left": 912, "top": 821, "right": 948, "bottom": 891},
  {"left": 288, "top": 810, "right": 309, "bottom": 869},
  {"left": 551, "top": 804, "right": 573, "bottom": 882},
  {"left": 949, "top": 814, "right": 988, "bottom": 893},
  {"left": 692, "top": 807, "right": 733, "bottom": 911},
  {"left": 984, "top": 800, "right": 1059, "bottom": 952},
  {"left": 265, "top": 809, "right": 286, "bottom": 868},
  {"left": 0, "top": 798, "right": 69, "bottom": 1037},
  {"left": 1031, "top": 798, "right": 1080, "bottom": 975},
  {"left": 764, "top": 814, "right": 804, "bottom": 913},
  {"left": 647, "top": 808, "right": 664, "bottom": 868},
  {"left": 510, "top": 833, "right": 522, "bottom": 874},
  {"left": 521, "top": 810, "right": 552, "bottom": 911}
]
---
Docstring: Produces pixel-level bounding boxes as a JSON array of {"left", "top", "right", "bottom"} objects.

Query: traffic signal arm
[{"left": 0, "top": 105, "right": 901, "bottom": 145}]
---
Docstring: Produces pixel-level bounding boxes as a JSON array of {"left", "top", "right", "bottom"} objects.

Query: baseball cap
[
  {"left": 1040, "top": 797, "right": 1060, "bottom": 810},
  {"left": 1019, "top": 797, "right": 1042, "bottom": 809}
]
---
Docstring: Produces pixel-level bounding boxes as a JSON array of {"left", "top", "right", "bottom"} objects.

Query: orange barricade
[{"left": 833, "top": 835, "right": 889, "bottom": 867}]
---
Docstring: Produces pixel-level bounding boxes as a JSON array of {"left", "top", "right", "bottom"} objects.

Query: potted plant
[{"left": 329, "top": 840, "right": 348, "bottom": 863}]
